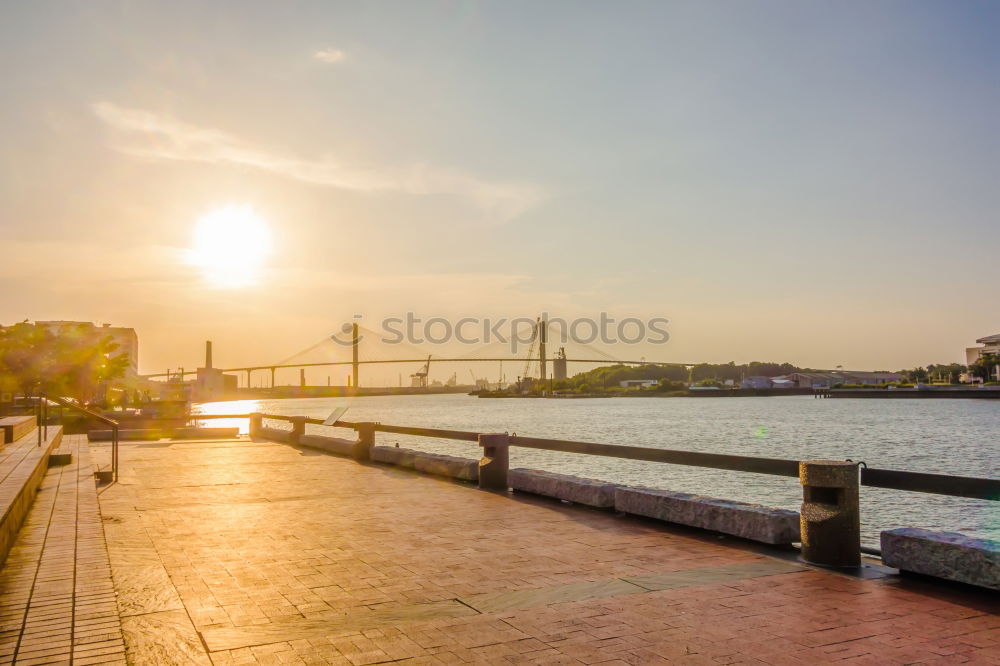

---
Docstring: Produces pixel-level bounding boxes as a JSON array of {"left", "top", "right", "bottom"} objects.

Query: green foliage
[
  {"left": 970, "top": 353, "right": 999, "bottom": 382},
  {"left": 655, "top": 378, "right": 687, "bottom": 392},
  {"left": 0, "top": 322, "right": 130, "bottom": 404}
]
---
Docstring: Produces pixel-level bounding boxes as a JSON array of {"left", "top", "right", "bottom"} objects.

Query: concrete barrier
[
  {"left": 881, "top": 528, "right": 999, "bottom": 591},
  {"left": 172, "top": 427, "right": 240, "bottom": 439},
  {"left": 414, "top": 452, "right": 478, "bottom": 481},
  {"left": 370, "top": 445, "right": 477, "bottom": 481},
  {"left": 256, "top": 426, "right": 289, "bottom": 443},
  {"left": 371, "top": 446, "right": 419, "bottom": 468},
  {"left": 510, "top": 468, "right": 619, "bottom": 508},
  {"left": 87, "top": 427, "right": 240, "bottom": 441},
  {"left": 614, "top": 487, "right": 800, "bottom": 545},
  {"left": 299, "top": 434, "right": 357, "bottom": 457}
]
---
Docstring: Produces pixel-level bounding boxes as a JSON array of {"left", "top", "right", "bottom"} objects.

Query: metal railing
[
  {"left": 202, "top": 412, "right": 1000, "bottom": 501},
  {"left": 37, "top": 395, "right": 119, "bottom": 482}
]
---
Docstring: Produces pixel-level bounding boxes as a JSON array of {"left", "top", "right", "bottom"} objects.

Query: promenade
[{"left": 1, "top": 434, "right": 997, "bottom": 664}]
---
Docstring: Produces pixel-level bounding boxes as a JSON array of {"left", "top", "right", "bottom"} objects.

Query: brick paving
[{"left": 3, "top": 435, "right": 999, "bottom": 664}]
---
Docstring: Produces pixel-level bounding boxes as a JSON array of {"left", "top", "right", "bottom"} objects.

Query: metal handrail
[
  {"left": 191, "top": 411, "right": 1000, "bottom": 502},
  {"left": 37, "top": 394, "right": 119, "bottom": 482}
]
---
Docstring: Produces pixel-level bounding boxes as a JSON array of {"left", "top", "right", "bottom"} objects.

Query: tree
[
  {"left": 0, "top": 322, "right": 130, "bottom": 404},
  {"left": 925, "top": 363, "right": 967, "bottom": 384}
]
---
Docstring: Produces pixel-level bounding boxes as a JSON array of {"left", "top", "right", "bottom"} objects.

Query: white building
[
  {"left": 966, "top": 333, "right": 1000, "bottom": 381},
  {"left": 33, "top": 321, "right": 138, "bottom": 374},
  {"left": 619, "top": 379, "right": 659, "bottom": 388}
]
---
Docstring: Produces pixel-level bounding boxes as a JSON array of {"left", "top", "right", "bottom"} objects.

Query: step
[
  {"left": 0, "top": 415, "right": 35, "bottom": 444},
  {"left": 0, "top": 425, "right": 64, "bottom": 564},
  {"left": 0, "top": 434, "right": 125, "bottom": 662}
]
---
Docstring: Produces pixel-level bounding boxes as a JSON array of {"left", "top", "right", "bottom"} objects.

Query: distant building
[
  {"left": 741, "top": 376, "right": 774, "bottom": 389},
  {"left": 552, "top": 348, "right": 568, "bottom": 381},
  {"left": 33, "top": 321, "right": 138, "bottom": 374},
  {"left": 775, "top": 371, "right": 903, "bottom": 388},
  {"left": 966, "top": 333, "right": 1000, "bottom": 381},
  {"left": 192, "top": 341, "right": 238, "bottom": 400},
  {"left": 619, "top": 379, "right": 658, "bottom": 388}
]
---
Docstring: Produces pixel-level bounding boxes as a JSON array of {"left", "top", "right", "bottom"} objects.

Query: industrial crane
[{"left": 410, "top": 355, "right": 431, "bottom": 388}]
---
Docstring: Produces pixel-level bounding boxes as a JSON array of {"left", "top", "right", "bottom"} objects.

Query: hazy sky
[{"left": 2, "top": 1, "right": 998, "bottom": 381}]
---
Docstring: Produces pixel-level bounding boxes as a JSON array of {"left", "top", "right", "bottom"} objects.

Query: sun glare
[{"left": 189, "top": 205, "right": 272, "bottom": 288}]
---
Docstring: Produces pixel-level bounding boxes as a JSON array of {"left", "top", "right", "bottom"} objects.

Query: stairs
[{"left": 0, "top": 418, "right": 64, "bottom": 565}]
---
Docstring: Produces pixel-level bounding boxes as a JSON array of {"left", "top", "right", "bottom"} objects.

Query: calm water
[{"left": 195, "top": 393, "right": 999, "bottom": 546}]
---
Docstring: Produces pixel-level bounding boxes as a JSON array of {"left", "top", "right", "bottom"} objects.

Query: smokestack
[{"left": 205, "top": 340, "right": 213, "bottom": 369}]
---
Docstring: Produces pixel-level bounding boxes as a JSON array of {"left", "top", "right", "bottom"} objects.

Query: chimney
[{"left": 205, "top": 340, "right": 213, "bottom": 369}]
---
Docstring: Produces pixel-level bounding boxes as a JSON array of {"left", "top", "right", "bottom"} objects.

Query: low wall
[
  {"left": 299, "top": 434, "right": 358, "bottom": 457},
  {"left": 831, "top": 389, "right": 1000, "bottom": 399},
  {"left": 371, "top": 446, "right": 477, "bottom": 482},
  {"left": 88, "top": 427, "right": 239, "bottom": 441},
  {"left": 881, "top": 528, "right": 999, "bottom": 590},
  {"left": 256, "top": 426, "right": 289, "bottom": 443},
  {"left": 510, "top": 468, "right": 619, "bottom": 508},
  {"left": 615, "top": 487, "right": 800, "bottom": 545}
]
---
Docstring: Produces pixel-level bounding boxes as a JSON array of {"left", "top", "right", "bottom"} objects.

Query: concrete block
[
  {"left": 881, "top": 528, "right": 999, "bottom": 591},
  {"left": 299, "top": 434, "right": 357, "bottom": 457},
  {"left": 88, "top": 429, "right": 165, "bottom": 441},
  {"left": 614, "top": 487, "right": 800, "bottom": 545},
  {"left": 171, "top": 427, "right": 240, "bottom": 439},
  {"left": 413, "top": 451, "right": 478, "bottom": 482},
  {"left": 371, "top": 446, "right": 419, "bottom": 468},
  {"left": 370, "top": 447, "right": 477, "bottom": 481},
  {"left": 256, "top": 426, "right": 289, "bottom": 443},
  {"left": 88, "top": 427, "right": 240, "bottom": 441},
  {"left": 510, "top": 468, "right": 619, "bottom": 508}
]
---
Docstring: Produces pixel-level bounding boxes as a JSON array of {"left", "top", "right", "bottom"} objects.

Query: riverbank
[{"left": 478, "top": 387, "right": 1000, "bottom": 399}]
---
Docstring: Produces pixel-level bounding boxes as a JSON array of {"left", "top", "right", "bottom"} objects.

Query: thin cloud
[
  {"left": 313, "top": 48, "right": 345, "bottom": 64},
  {"left": 91, "top": 101, "right": 541, "bottom": 221}
]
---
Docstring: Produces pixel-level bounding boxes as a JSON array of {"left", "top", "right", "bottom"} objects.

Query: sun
[{"left": 189, "top": 205, "right": 272, "bottom": 288}]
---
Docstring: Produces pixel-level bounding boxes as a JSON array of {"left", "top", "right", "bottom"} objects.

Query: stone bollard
[
  {"left": 478, "top": 433, "right": 510, "bottom": 491},
  {"left": 353, "top": 422, "right": 376, "bottom": 461},
  {"left": 288, "top": 416, "right": 306, "bottom": 446},
  {"left": 249, "top": 413, "right": 263, "bottom": 440},
  {"left": 799, "top": 460, "right": 861, "bottom": 567}
]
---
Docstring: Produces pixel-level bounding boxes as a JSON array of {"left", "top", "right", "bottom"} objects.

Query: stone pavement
[{"left": 5, "top": 435, "right": 1000, "bottom": 664}]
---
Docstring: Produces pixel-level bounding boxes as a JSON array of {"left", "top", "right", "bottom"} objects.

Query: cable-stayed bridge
[{"left": 142, "top": 321, "right": 693, "bottom": 388}]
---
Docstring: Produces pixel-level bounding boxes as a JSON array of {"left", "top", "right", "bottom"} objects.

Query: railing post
[
  {"left": 249, "top": 413, "right": 263, "bottom": 440},
  {"left": 477, "top": 433, "right": 510, "bottom": 491},
  {"left": 288, "top": 416, "right": 306, "bottom": 445},
  {"left": 799, "top": 460, "right": 861, "bottom": 567},
  {"left": 353, "top": 422, "right": 376, "bottom": 461}
]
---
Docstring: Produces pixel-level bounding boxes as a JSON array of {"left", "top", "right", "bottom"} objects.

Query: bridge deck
[{"left": 3, "top": 436, "right": 998, "bottom": 664}]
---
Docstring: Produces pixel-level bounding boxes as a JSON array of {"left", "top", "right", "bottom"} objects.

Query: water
[{"left": 194, "top": 394, "right": 999, "bottom": 546}]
